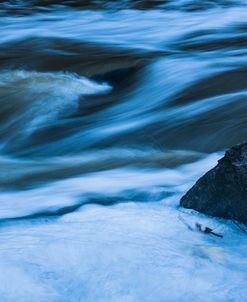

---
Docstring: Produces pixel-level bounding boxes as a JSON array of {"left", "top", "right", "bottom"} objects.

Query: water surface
[{"left": 0, "top": 1, "right": 247, "bottom": 301}]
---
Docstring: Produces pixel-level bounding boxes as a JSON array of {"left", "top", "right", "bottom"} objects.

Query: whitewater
[{"left": 0, "top": 1, "right": 247, "bottom": 301}]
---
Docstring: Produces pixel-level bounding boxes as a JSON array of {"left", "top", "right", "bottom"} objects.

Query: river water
[{"left": 0, "top": 1, "right": 247, "bottom": 301}]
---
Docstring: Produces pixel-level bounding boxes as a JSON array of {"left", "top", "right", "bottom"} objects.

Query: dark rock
[{"left": 180, "top": 142, "right": 247, "bottom": 225}]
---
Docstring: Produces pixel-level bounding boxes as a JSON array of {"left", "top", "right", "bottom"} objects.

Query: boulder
[{"left": 180, "top": 142, "right": 247, "bottom": 225}]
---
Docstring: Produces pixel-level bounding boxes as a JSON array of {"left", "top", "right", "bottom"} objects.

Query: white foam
[
  {"left": 0, "top": 70, "right": 111, "bottom": 135},
  {"left": 0, "top": 202, "right": 246, "bottom": 302},
  {"left": 0, "top": 153, "right": 219, "bottom": 219}
]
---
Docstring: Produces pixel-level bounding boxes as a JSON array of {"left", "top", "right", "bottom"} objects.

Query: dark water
[{"left": 0, "top": 1, "right": 247, "bottom": 301}]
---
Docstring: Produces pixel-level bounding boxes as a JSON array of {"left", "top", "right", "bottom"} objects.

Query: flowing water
[{"left": 0, "top": 1, "right": 247, "bottom": 301}]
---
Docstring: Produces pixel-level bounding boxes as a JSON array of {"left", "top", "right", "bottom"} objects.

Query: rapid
[{"left": 0, "top": 1, "right": 247, "bottom": 301}]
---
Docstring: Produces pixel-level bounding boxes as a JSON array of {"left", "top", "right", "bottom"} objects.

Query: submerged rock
[{"left": 180, "top": 142, "right": 247, "bottom": 225}]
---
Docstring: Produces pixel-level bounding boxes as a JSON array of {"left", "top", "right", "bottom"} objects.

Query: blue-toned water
[{"left": 0, "top": 1, "right": 247, "bottom": 301}]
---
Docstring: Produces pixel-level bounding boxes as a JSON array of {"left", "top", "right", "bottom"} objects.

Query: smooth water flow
[{"left": 0, "top": 1, "right": 247, "bottom": 301}]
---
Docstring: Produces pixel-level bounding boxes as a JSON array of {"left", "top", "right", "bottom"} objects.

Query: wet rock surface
[{"left": 180, "top": 142, "right": 247, "bottom": 225}]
